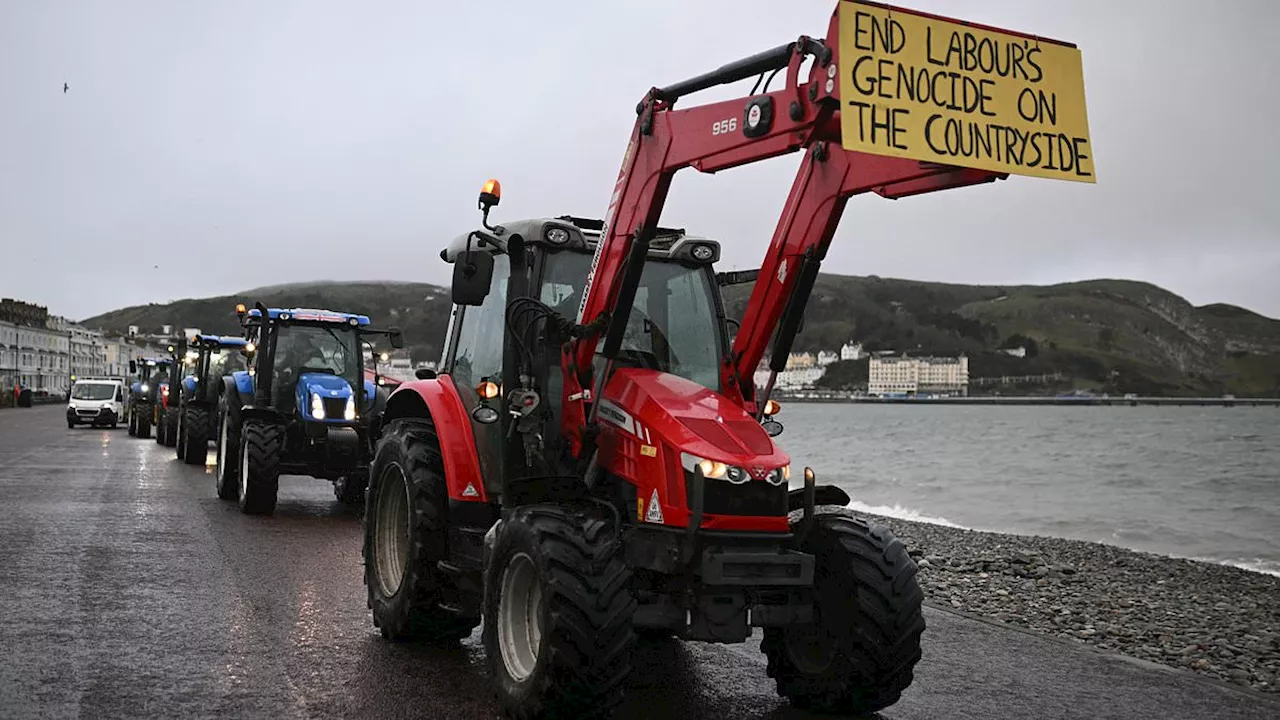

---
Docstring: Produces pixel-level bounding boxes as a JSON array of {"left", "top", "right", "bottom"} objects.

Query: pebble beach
[{"left": 827, "top": 507, "right": 1280, "bottom": 695}]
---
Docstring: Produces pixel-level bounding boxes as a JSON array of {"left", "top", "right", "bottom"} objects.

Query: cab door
[{"left": 443, "top": 253, "right": 511, "bottom": 493}]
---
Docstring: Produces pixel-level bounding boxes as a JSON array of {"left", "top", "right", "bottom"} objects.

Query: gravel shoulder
[{"left": 819, "top": 506, "right": 1280, "bottom": 695}]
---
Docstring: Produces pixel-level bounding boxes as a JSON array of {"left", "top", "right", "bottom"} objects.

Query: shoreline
[{"left": 819, "top": 505, "right": 1280, "bottom": 694}]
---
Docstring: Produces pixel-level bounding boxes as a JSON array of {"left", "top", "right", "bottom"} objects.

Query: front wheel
[
  {"left": 483, "top": 504, "right": 636, "bottom": 720},
  {"left": 761, "top": 514, "right": 925, "bottom": 715},
  {"left": 182, "top": 406, "right": 209, "bottom": 466},
  {"left": 365, "top": 418, "right": 478, "bottom": 643},
  {"left": 238, "top": 420, "right": 281, "bottom": 515}
]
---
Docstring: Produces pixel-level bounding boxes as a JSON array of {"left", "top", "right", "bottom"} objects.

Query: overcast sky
[{"left": 2, "top": 0, "right": 1277, "bottom": 322}]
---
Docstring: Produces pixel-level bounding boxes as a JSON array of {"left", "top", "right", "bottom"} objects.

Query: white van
[{"left": 67, "top": 378, "right": 127, "bottom": 429}]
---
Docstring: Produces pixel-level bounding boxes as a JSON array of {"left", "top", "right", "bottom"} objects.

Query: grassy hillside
[
  {"left": 80, "top": 282, "right": 454, "bottom": 364},
  {"left": 82, "top": 274, "right": 1280, "bottom": 396}
]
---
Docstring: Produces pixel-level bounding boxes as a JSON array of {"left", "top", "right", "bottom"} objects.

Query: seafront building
[
  {"left": 1, "top": 298, "right": 157, "bottom": 399},
  {"left": 868, "top": 354, "right": 970, "bottom": 397}
]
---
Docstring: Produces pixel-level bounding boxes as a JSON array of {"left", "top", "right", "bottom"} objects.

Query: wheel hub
[
  {"left": 783, "top": 621, "right": 838, "bottom": 674},
  {"left": 497, "top": 552, "right": 543, "bottom": 683},
  {"left": 372, "top": 463, "right": 410, "bottom": 597}
]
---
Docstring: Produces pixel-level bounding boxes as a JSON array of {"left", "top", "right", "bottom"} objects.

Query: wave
[
  {"left": 844, "top": 500, "right": 967, "bottom": 529},
  {"left": 1193, "top": 557, "right": 1280, "bottom": 578}
]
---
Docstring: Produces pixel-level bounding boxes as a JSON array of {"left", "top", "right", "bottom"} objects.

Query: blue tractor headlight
[
  {"left": 344, "top": 395, "right": 356, "bottom": 421},
  {"left": 311, "top": 392, "right": 326, "bottom": 420}
]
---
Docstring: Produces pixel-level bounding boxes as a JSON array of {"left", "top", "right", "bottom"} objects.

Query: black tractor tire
[
  {"left": 127, "top": 410, "right": 137, "bottom": 436},
  {"left": 483, "top": 503, "right": 636, "bottom": 720},
  {"left": 135, "top": 407, "right": 152, "bottom": 439},
  {"left": 182, "top": 407, "right": 209, "bottom": 466},
  {"left": 175, "top": 411, "right": 187, "bottom": 460},
  {"left": 238, "top": 420, "right": 281, "bottom": 516},
  {"left": 364, "top": 418, "right": 479, "bottom": 644},
  {"left": 214, "top": 400, "right": 241, "bottom": 501},
  {"left": 162, "top": 411, "right": 178, "bottom": 448},
  {"left": 761, "top": 514, "right": 925, "bottom": 715}
]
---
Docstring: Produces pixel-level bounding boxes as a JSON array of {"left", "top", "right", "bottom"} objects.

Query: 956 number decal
[{"left": 711, "top": 118, "right": 738, "bottom": 136}]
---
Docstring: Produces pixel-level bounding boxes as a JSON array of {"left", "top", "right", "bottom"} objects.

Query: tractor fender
[{"left": 381, "top": 375, "right": 488, "bottom": 503}]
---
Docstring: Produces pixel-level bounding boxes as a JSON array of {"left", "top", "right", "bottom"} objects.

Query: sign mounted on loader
[{"left": 837, "top": 0, "right": 1095, "bottom": 182}]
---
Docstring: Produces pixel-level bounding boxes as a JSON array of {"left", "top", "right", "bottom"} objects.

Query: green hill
[{"left": 81, "top": 275, "right": 1280, "bottom": 396}]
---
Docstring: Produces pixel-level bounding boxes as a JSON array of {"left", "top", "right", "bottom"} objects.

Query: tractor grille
[
  {"left": 321, "top": 397, "right": 346, "bottom": 420},
  {"left": 686, "top": 471, "right": 787, "bottom": 517}
]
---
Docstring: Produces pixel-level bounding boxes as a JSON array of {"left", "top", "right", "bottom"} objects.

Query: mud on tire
[
  {"left": 483, "top": 503, "right": 636, "bottom": 720},
  {"left": 238, "top": 420, "right": 281, "bottom": 516},
  {"left": 761, "top": 513, "right": 925, "bottom": 715},
  {"left": 364, "top": 418, "right": 478, "bottom": 643}
]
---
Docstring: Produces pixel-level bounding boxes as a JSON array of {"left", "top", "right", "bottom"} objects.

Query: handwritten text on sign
[{"left": 837, "top": 1, "right": 1095, "bottom": 183}]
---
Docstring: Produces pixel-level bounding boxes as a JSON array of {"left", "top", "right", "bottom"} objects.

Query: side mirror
[
  {"left": 762, "top": 419, "right": 784, "bottom": 437},
  {"left": 415, "top": 368, "right": 437, "bottom": 380},
  {"left": 452, "top": 248, "right": 494, "bottom": 306},
  {"left": 388, "top": 328, "right": 405, "bottom": 349}
]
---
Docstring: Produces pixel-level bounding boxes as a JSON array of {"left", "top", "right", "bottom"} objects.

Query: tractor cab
[
  {"left": 441, "top": 200, "right": 794, "bottom": 522},
  {"left": 173, "top": 333, "right": 249, "bottom": 465},
  {"left": 212, "top": 303, "right": 404, "bottom": 514}
]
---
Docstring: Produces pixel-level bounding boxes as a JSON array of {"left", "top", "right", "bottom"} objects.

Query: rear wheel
[
  {"left": 135, "top": 406, "right": 152, "bottom": 439},
  {"left": 238, "top": 420, "right": 281, "bottom": 515},
  {"left": 164, "top": 411, "right": 179, "bottom": 447},
  {"left": 183, "top": 406, "right": 209, "bottom": 465},
  {"left": 214, "top": 401, "right": 240, "bottom": 500},
  {"left": 127, "top": 410, "right": 137, "bottom": 436},
  {"left": 365, "top": 418, "right": 478, "bottom": 643},
  {"left": 154, "top": 408, "right": 166, "bottom": 445},
  {"left": 483, "top": 504, "right": 636, "bottom": 720},
  {"left": 761, "top": 514, "right": 925, "bottom": 715}
]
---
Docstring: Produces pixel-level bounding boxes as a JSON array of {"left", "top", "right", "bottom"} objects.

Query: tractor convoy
[{"left": 88, "top": 3, "right": 1093, "bottom": 718}]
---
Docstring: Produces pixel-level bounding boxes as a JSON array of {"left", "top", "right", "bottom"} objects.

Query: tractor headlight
[
  {"left": 681, "top": 452, "right": 746, "bottom": 483},
  {"left": 344, "top": 395, "right": 356, "bottom": 421},
  {"left": 766, "top": 465, "right": 789, "bottom": 486},
  {"left": 140, "top": 383, "right": 150, "bottom": 393},
  {"left": 545, "top": 227, "right": 570, "bottom": 245},
  {"left": 311, "top": 392, "right": 326, "bottom": 420}
]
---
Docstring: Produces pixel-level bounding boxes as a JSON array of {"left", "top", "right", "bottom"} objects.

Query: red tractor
[{"left": 363, "top": 3, "right": 1086, "bottom": 717}]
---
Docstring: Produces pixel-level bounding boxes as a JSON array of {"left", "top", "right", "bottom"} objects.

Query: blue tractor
[
  {"left": 213, "top": 303, "right": 404, "bottom": 515},
  {"left": 126, "top": 356, "right": 173, "bottom": 439},
  {"left": 175, "top": 333, "right": 249, "bottom": 465}
]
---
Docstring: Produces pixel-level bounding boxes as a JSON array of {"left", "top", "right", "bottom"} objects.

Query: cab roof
[
  {"left": 247, "top": 307, "right": 371, "bottom": 326},
  {"left": 192, "top": 333, "right": 249, "bottom": 348},
  {"left": 442, "top": 215, "right": 721, "bottom": 265}
]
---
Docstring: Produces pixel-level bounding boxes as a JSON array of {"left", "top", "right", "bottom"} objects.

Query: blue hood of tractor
[
  {"left": 297, "top": 373, "right": 354, "bottom": 422},
  {"left": 182, "top": 375, "right": 197, "bottom": 395}
]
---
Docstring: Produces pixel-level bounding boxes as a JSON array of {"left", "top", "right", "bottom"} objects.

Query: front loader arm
[
  {"left": 561, "top": 5, "right": 1009, "bottom": 453},
  {"left": 561, "top": 32, "right": 839, "bottom": 457}
]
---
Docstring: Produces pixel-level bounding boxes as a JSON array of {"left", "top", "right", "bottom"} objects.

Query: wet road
[{"left": 2, "top": 404, "right": 1278, "bottom": 720}]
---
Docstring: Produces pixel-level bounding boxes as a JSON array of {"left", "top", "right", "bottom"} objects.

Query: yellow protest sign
[{"left": 837, "top": 1, "right": 1095, "bottom": 182}]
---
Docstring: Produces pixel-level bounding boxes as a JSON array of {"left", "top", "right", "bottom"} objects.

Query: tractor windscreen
[
  {"left": 543, "top": 250, "right": 724, "bottom": 391},
  {"left": 206, "top": 347, "right": 246, "bottom": 384},
  {"left": 272, "top": 324, "right": 362, "bottom": 396}
]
